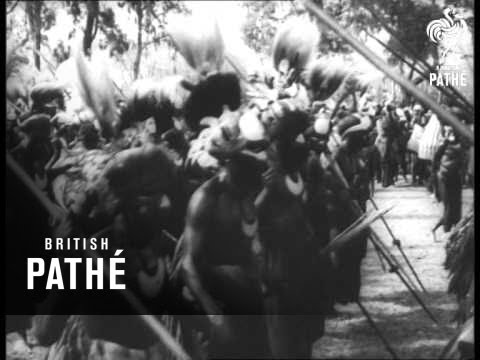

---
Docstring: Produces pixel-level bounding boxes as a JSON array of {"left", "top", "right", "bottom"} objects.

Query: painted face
[
  {"left": 144, "top": 117, "right": 156, "bottom": 135},
  {"left": 413, "top": 107, "right": 423, "bottom": 119},
  {"left": 238, "top": 108, "right": 266, "bottom": 141}
]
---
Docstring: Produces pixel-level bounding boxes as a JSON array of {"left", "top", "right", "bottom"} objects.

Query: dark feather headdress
[
  {"left": 305, "top": 58, "right": 350, "bottom": 101},
  {"left": 272, "top": 17, "right": 320, "bottom": 77},
  {"left": 167, "top": 15, "right": 242, "bottom": 131},
  {"left": 341, "top": 115, "right": 372, "bottom": 138}
]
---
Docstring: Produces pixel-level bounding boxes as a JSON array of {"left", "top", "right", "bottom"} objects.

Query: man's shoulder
[{"left": 188, "top": 177, "right": 219, "bottom": 212}]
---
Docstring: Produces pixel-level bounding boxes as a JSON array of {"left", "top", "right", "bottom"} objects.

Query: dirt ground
[{"left": 312, "top": 178, "right": 474, "bottom": 359}]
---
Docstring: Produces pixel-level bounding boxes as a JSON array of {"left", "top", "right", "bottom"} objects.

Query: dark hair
[
  {"left": 118, "top": 82, "right": 175, "bottom": 135},
  {"left": 404, "top": 109, "right": 412, "bottom": 122},
  {"left": 268, "top": 108, "right": 310, "bottom": 144},
  {"left": 336, "top": 115, "right": 360, "bottom": 135},
  {"left": 278, "top": 142, "right": 309, "bottom": 173},
  {"left": 184, "top": 73, "right": 241, "bottom": 131},
  {"left": 79, "top": 121, "right": 100, "bottom": 149}
]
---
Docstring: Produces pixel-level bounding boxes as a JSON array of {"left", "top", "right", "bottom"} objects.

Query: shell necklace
[
  {"left": 240, "top": 200, "right": 262, "bottom": 254},
  {"left": 285, "top": 172, "right": 304, "bottom": 196}
]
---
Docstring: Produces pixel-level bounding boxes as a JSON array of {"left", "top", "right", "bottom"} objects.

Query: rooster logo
[{"left": 426, "top": 7, "right": 467, "bottom": 64}]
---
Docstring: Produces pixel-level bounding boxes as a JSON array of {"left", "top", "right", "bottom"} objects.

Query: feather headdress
[
  {"left": 167, "top": 15, "right": 225, "bottom": 77},
  {"left": 272, "top": 17, "right": 320, "bottom": 75},
  {"left": 305, "top": 58, "right": 351, "bottom": 101},
  {"left": 75, "top": 43, "right": 119, "bottom": 140},
  {"left": 341, "top": 115, "right": 372, "bottom": 138}
]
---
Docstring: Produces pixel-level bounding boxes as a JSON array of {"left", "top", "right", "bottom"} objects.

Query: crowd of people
[
  {"left": 5, "top": 15, "right": 474, "bottom": 360},
  {"left": 363, "top": 100, "right": 473, "bottom": 240}
]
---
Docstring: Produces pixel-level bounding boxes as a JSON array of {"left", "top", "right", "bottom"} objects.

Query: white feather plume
[{"left": 167, "top": 15, "right": 225, "bottom": 76}]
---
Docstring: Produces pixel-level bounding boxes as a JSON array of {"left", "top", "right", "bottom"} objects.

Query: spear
[
  {"left": 369, "top": 232, "right": 440, "bottom": 325},
  {"left": 302, "top": 0, "right": 465, "bottom": 298},
  {"left": 369, "top": 230, "right": 422, "bottom": 295},
  {"left": 325, "top": 148, "right": 436, "bottom": 301},
  {"left": 322, "top": 205, "right": 393, "bottom": 253},
  {"left": 356, "top": 301, "right": 399, "bottom": 359},
  {"left": 339, "top": 208, "right": 388, "bottom": 273},
  {"left": 321, "top": 208, "right": 400, "bottom": 359},
  {"left": 302, "top": 0, "right": 473, "bottom": 145},
  {"left": 327, "top": 156, "right": 422, "bottom": 293},
  {"left": 369, "top": 197, "right": 429, "bottom": 294},
  {"left": 331, "top": 212, "right": 367, "bottom": 242},
  {"left": 6, "top": 152, "right": 191, "bottom": 360}
]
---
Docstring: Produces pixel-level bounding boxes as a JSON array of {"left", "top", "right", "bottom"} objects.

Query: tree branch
[
  {"left": 26, "top": 46, "right": 57, "bottom": 78},
  {"left": 7, "top": 0, "right": 18, "bottom": 14},
  {"left": 148, "top": 5, "right": 165, "bottom": 28},
  {"left": 141, "top": 34, "right": 168, "bottom": 50},
  {"left": 83, "top": 1, "right": 99, "bottom": 56},
  {"left": 133, "top": 1, "right": 143, "bottom": 79}
]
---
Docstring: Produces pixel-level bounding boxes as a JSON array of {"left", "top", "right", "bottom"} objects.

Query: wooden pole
[{"left": 369, "top": 197, "right": 429, "bottom": 294}]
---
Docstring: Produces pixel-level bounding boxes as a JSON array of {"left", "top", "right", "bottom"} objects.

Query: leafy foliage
[
  {"left": 241, "top": 1, "right": 281, "bottom": 54},
  {"left": 368, "top": 0, "right": 442, "bottom": 66},
  {"left": 6, "top": 0, "right": 470, "bottom": 102}
]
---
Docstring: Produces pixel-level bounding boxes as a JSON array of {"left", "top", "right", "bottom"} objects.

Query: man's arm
[
  {"left": 181, "top": 185, "right": 222, "bottom": 317},
  {"left": 432, "top": 141, "right": 446, "bottom": 173}
]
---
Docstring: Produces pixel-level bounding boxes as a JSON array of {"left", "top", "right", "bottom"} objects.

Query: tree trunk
[
  {"left": 83, "top": 1, "right": 99, "bottom": 56},
  {"left": 133, "top": 2, "right": 143, "bottom": 80},
  {"left": 26, "top": 1, "right": 43, "bottom": 70}
]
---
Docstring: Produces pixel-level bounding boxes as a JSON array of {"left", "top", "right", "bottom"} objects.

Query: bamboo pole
[{"left": 302, "top": 0, "right": 473, "bottom": 145}]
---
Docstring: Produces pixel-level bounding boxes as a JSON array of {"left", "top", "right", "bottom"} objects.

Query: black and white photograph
[{"left": 5, "top": 0, "right": 474, "bottom": 359}]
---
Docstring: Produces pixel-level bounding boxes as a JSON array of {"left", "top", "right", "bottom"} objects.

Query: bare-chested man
[{"left": 180, "top": 152, "right": 271, "bottom": 358}]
